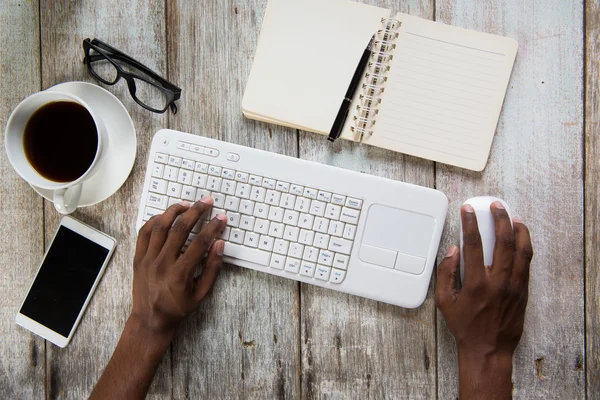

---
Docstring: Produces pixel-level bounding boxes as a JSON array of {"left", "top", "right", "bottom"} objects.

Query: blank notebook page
[{"left": 368, "top": 13, "right": 518, "bottom": 171}]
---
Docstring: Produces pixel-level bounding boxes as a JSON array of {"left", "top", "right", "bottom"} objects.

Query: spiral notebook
[{"left": 242, "top": 0, "right": 518, "bottom": 171}]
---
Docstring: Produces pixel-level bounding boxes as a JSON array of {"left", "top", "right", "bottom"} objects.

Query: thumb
[{"left": 435, "top": 245, "right": 460, "bottom": 311}]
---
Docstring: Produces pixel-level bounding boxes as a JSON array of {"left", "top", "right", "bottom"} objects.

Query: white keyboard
[{"left": 136, "top": 130, "right": 448, "bottom": 308}]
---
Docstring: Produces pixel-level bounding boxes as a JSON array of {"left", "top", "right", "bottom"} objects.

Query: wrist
[
  {"left": 457, "top": 347, "right": 513, "bottom": 400},
  {"left": 124, "top": 314, "right": 177, "bottom": 353}
]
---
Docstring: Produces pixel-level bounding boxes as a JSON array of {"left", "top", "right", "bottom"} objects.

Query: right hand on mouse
[{"left": 435, "top": 201, "right": 533, "bottom": 398}]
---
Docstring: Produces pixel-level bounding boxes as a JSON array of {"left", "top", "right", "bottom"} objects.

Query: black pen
[{"left": 328, "top": 34, "right": 375, "bottom": 142}]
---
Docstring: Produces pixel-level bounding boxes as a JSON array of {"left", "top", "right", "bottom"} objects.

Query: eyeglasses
[{"left": 83, "top": 38, "right": 181, "bottom": 114}]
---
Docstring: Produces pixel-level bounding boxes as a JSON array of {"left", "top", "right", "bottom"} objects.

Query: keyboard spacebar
[{"left": 223, "top": 243, "right": 271, "bottom": 266}]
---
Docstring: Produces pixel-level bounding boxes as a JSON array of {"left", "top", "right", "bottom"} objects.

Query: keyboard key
[
  {"left": 290, "top": 184, "right": 304, "bottom": 195},
  {"left": 302, "top": 246, "right": 319, "bottom": 262},
  {"left": 251, "top": 186, "right": 266, "bottom": 202},
  {"left": 342, "top": 224, "right": 356, "bottom": 240},
  {"left": 224, "top": 242, "right": 271, "bottom": 266},
  {"left": 213, "top": 193, "right": 226, "bottom": 208},
  {"left": 167, "top": 182, "right": 182, "bottom": 198},
  {"left": 168, "top": 197, "right": 182, "bottom": 208},
  {"left": 270, "top": 254, "right": 285, "bottom": 269},
  {"left": 267, "top": 206, "right": 284, "bottom": 223},
  {"left": 262, "top": 178, "right": 276, "bottom": 189},
  {"left": 254, "top": 219, "right": 270, "bottom": 235},
  {"left": 279, "top": 193, "right": 296, "bottom": 209},
  {"left": 155, "top": 153, "right": 168, "bottom": 163},
  {"left": 239, "top": 215, "right": 255, "bottom": 231},
  {"left": 182, "top": 159, "right": 195, "bottom": 170},
  {"left": 235, "top": 171, "right": 249, "bottom": 183},
  {"left": 294, "top": 197, "right": 310, "bottom": 212},
  {"left": 325, "top": 203, "right": 341, "bottom": 220},
  {"left": 210, "top": 208, "right": 227, "bottom": 219},
  {"left": 249, "top": 175, "right": 262, "bottom": 186},
  {"left": 309, "top": 200, "right": 326, "bottom": 217},
  {"left": 345, "top": 197, "right": 363, "bottom": 209},
  {"left": 222, "top": 168, "right": 236, "bottom": 179},
  {"left": 298, "top": 229, "right": 315, "bottom": 245},
  {"left": 283, "top": 209, "right": 299, "bottom": 226},
  {"left": 258, "top": 235, "right": 274, "bottom": 251},
  {"left": 207, "top": 176, "right": 222, "bottom": 191},
  {"left": 204, "top": 147, "right": 219, "bottom": 157},
  {"left": 276, "top": 181, "right": 290, "bottom": 192},
  {"left": 143, "top": 206, "right": 163, "bottom": 221},
  {"left": 230, "top": 229, "right": 245, "bottom": 244},
  {"left": 253, "top": 204, "right": 270, "bottom": 219},
  {"left": 221, "top": 179, "right": 236, "bottom": 195},
  {"left": 340, "top": 207, "right": 360, "bottom": 224},
  {"left": 287, "top": 243, "right": 304, "bottom": 258},
  {"left": 328, "top": 220, "right": 344, "bottom": 237},
  {"left": 226, "top": 213, "right": 241, "bottom": 228},
  {"left": 220, "top": 227, "right": 231, "bottom": 241},
  {"left": 298, "top": 213, "right": 314, "bottom": 229},
  {"left": 328, "top": 237, "right": 353, "bottom": 255},
  {"left": 239, "top": 200, "right": 255, "bottom": 215},
  {"left": 268, "top": 222, "right": 284, "bottom": 238},
  {"left": 273, "top": 239, "right": 289, "bottom": 255},
  {"left": 243, "top": 232, "right": 259, "bottom": 248},
  {"left": 329, "top": 269, "right": 346, "bottom": 283},
  {"left": 168, "top": 156, "right": 182, "bottom": 167},
  {"left": 195, "top": 190, "right": 211, "bottom": 201},
  {"left": 163, "top": 165, "right": 178, "bottom": 181},
  {"left": 152, "top": 163, "right": 164, "bottom": 178},
  {"left": 265, "top": 190, "right": 281, "bottom": 205},
  {"left": 149, "top": 178, "right": 167, "bottom": 194},
  {"left": 225, "top": 196, "right": 240, "bottom": 211},
  {"left": 313, "top": 233, "right": 330, "bottom": 249},
  {"left": 190, "top": 144, "right": 204, "bottom": 154},
  {"left": 208, "top": 165, "right": 222, "bottom": 176},
  {"left": 177, "top": 169, "right": 193, "bottom": 185},
  {"left": 181, "top": 186, "right": 196, "bottom": 201},
  {"left": 283, "top": 226, "right": 299, "bottom": 242},
  {"left": 317, "top": 191, "right": 332, "bottom": 202},
  {"left": 192, "top": 172, "right": 207, "bottom": 188},
  {"left": 177, "top": 141, "right": 190, "bottom": 151},
  {"left": 235, "top": 183, "right": 251, "bottom": 199},
  {"left": 315, "top": 266, "right": 331, "bottom": 281},
  {"left": 226, "top": 152, "right": 240, "bottom": 162},
  {"left": 331, "top": 194, "right": 346, "bottom": 205},
  {"left": 333, "top": 254, "right": 349, "bottom": 270},
  {"left": 300, "top": 261, "right": 316, "bottom": 277},
  {"left": 284, "top": 257, "right": 301, "bottom": 273},
  {"left": 195, "top": 162, "right": 208, "bottom": 173},
  {"left": 303, "top": 187, "right": 318, "bottom": 199},
  {"left": 147, "top": 193, "right": 168, "bottom": 210},
  {"left": 318, "top": 250, "right": 334, "bottom": 266},
  {"left": 313, "top": 217, "right": 329, "bottom": 233}
]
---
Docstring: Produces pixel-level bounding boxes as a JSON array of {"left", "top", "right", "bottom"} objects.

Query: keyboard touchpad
[{"left": 359, "top": 204, "right": 435, "bottom": 273}]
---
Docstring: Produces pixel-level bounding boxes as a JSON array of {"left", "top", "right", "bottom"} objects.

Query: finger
[
  {"left": 146, "top": 202, "right": 190, "bottom": 260},
  {"left": 134, "top": 216, "right": 155, "bottom": 267},
  {"left": 511, "top": 218, "right": 533, "bottom": 289},
  {"left": 162, "top": 197, "right": 214, "bottom": 259},
  {"left": 194, "top": 240, "right": 224, "bottom": 304},
  {"left": 461, "top": 204, "right": 486, "bottom": 287},
  {"left": 179, "top": 214, "right": 228, "bottom": 272},
  {"left": 491, "top": 201, "right": 515, "bottom": 279},
  {"left": 435, "top": 245, "right": 460, "bottom": 312}
]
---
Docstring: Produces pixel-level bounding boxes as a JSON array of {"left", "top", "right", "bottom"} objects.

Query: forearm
[
  {"left": 89, "top": 316, "right": 174, "bottom": 400},
  {"left": 458, "top": 348, "right": 513, "bottom": 400}
]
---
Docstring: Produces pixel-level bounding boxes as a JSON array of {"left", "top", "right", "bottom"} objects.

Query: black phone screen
[{"left": 19, "top": 226, "right": 110, "bottom": 337}]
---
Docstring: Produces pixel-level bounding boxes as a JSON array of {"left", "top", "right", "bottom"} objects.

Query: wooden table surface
[{"left": 0, "top": 1, "right": 598, "bottom": 399}]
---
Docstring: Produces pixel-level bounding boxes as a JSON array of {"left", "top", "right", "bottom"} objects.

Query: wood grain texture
[
  {"left": 435, "top": 0, "right": 586, "bottom": 398},
  {"left": 298, "top": 1, "right": 437, "bottom": 398},
  {"left": 40, "top": 1, "right": 171, "bottom": 398},
  {"left": 167, "top": 1, "right": 300, "bottom": 398},
  {"left": 586, "top": 0, "right": 600, "bottom": 398},
  {"left": 0, "top": 2, "right": 44, "bottom": 399}
]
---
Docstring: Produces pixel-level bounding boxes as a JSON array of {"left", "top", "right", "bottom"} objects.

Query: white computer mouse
[{"left": 459, "top": 196, "right": 512, "bottom": 282}]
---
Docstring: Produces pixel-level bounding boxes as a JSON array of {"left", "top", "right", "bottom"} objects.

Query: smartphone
[{"left": 15, "top": 216, "right": 116, "bottom": 347}]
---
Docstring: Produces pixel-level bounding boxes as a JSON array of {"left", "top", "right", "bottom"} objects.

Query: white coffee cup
[{"left": 4, "top": 90, "right": 109, "bottom": 214}]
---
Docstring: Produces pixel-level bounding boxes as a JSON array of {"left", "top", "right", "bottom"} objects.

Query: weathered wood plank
[
  {"left": 40, "top": 2, "right": 171, "bottom": 398},
  {"left": 298, "top": 1, "right": 436, "bottom": 398},
  {"left": 585, "top": 0, "right": 600, "bottom": 397},
  {"left": 0, "top": 1, "right": 44, "bottom": 399},
  {"left": 435, "top": 0, "right": 585, "bottom": 398},
  {"left": 167, "top": 1, "right": 300, "bottom": 398}
]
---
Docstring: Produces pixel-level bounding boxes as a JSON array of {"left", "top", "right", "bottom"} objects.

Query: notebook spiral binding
[{"left": 351, "top": 18, "right": 402, "bottom": 142}]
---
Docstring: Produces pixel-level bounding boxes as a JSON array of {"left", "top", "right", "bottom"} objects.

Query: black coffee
[{"left": 23, "top": 101, "right": 98, "bottom": 182}]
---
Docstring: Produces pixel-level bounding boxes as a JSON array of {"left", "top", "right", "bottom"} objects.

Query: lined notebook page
[{"left": 367, "top": 13, "right": 517, "bottom": 171}]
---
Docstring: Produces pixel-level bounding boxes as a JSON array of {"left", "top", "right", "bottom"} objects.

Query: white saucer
[{"left": 31, "top": 82, "right": 136, "bottom": 207}]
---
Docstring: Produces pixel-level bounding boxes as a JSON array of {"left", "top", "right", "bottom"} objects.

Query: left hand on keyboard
[{"left": 130, "top": 197, "right": 227, "bottom": 336}]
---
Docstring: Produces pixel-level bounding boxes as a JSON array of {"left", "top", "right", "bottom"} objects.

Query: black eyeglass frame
[{"left": 83, "top": 38, "right": 181, "bottom": 114}]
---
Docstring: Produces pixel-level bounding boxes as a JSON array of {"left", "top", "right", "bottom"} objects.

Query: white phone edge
[{"left": 14, "top": 215, "right": 116, "bottom": 348}]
